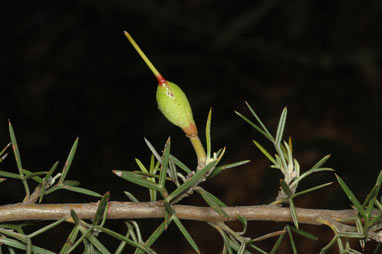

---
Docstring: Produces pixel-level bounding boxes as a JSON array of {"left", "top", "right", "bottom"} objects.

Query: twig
[{"left": 0, "top": 202, "right": 374, "bottom": 225}]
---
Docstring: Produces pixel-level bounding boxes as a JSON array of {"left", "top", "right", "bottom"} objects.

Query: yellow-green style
[{"left": 124, "top": 31, "right": 197, "bottom": 137}]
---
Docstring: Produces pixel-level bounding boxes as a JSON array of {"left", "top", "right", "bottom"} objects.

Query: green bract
[{"left": 156, "top": 81, "right": 197, "bottom": 136}]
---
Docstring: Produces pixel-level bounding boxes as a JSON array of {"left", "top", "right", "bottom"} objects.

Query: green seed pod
[
  {"left": 156, "top": 81, "right": 197, "bottom": 136},
  {"left": 124, "top": 31, "right": 197, "bottom": 136}
]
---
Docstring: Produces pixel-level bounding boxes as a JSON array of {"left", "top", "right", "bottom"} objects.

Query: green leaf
[
  {"left": 135, "top": 220, "right": 167, "bottom": 254},
  {"left": 129, "top": 221, "right": 143, "bottom": 243},
  {"left": 290, "top": 226, "right": 318, "bottom": 240},
  {"left": 290, "top": 167, "right": 334, "bottom": 188},
  {"left": 280, "top": 179, "right": 293, "bottom": 198},
  {"left": 244, "top": 101, "right": 274, "bottom": 141},
  {"left": 166, "top": 160, "right": 217, "bottom": 203},
  {"left": 39, "top": 161, "right": 59, "bottom": 203},
  {"left": 94, "top": 226, "right": 149, "bottom": 253},
  {"left": 124, "top": 191, "right": 139, "bottom": 202},
  {"left": 135, "top": 158, "right": 148, "bottom": 173},
  {"left": 0, "top": 170, "right": 21, "bottom": 179},
  {"left": 62, "top": 180, "right": 81, "bottom": 187},
  {"left": 169, "top": 154, "right": 191, "bottom": 174},
  {"left": 208, "top": 160, "right": 250, "bottom": 179},
  {"left": 253, "top": 140, "right": 276, "bottom": 164},
  {"left": 311, "top": 154, "right": 331, "bottom": 170},
  {"left": 206, "top": 107, "right": 212, "bottom": 160},
  {"left": 363, "top": 169, "right": 382, "bottom": 209},
  {"left": 270, "top": 230, "right": 286, "bottom": 254},
  {"left": 70, "top": 209, "right": 81, "bottom": 225},
  {"left": 92, "top": 192, "right": 110, "bottom": 227},
  {"left": 0, "top": 143, "right": 10, "bottom": 158},
  {"left": 293, "top": 182, "right": 333, "bottom": 198},
  {"left": 237, "top": 215, "right": 248, "bottom": 235},
  {"left": 275, "top": 107, "right": 287, "bottom": 146},
  {"left": 8, "top": 121, "right": 23, "bottom": 173},
  {"left": 289, "top": 199, "right": 299, "bottom": 229},
  {"left": 114, "top": 230, "right": 131, "bottom": 254},
  {"left": 21, "top": 169, "right": 45, "bottom": 183},
  {"left": 218, "top": 229, "right": 234, "bottom": 254},
  {"left": 62, "top": 185, "right": 102, "bottom": 198},
  {"left": 336, "top": 174, "right": 366, "bottom": 218},
  {"left": 234, "top": 111, "right": 273, "bottom": 142},
  {"left": 78, "top": 226, "right": 111, "bottom": 254},
  {"left": 149, "top": 155, "right": 160, "bottom": 201},
  {"left": 8, "top": 121, "right": 30, "bottom": 199},
  {"left": 196, "top": 187, "right": 228, "bottom": 218},
  {"left": 237, "top": 241, "right": 246, "bottom": 254},
  {"left": 0, "top": 237, "right": 56, "bottom": 254},
  {"left": 172, "top": 215, "right": 200, "bottom": 253},
  {"left": 0, "top": 228, "right": 27, "bottom": 241},
  {"left": 286, "top": 225, "right": 297, "bottom": 254},
  {"left": 144, "top": 137, "right": 161, "bottom": 163},
  {"left": 168, "top": 156, "right": 178, "bottom": 184},
  {"left": 113, "top": 170, "right": 163, "bottom": 193},
  {"left": 59, "top": 138, "right": 79, "bottom": 184},
  {"left": 247, "top": 243, "right": 269, "bottom": 254},
  {"left": 28, "top": 218, "right": 66, "bottom": 238},
  {"left": 59, "top": 225, "right": 80, "bottom": 254},
  {"left": 135, "top": 157, "right": 158, "bottom": 201},
  {"left": 159, "top": 138, "right": 171, "bottom": 189}
]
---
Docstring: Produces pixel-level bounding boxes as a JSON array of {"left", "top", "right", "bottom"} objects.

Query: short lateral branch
[{"left": 0, "top": 202, "right": 360, "bottom": 225}]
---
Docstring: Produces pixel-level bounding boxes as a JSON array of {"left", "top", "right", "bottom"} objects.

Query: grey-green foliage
[{"left": 1, "top": 105, "right": 381, "bottom": 253}]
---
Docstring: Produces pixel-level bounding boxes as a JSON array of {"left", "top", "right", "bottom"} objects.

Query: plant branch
[{"left": 0, "top": 202, "right": 374, "bottom": 226}]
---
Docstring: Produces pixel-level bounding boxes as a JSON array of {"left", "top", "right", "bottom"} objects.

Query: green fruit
[
  {"left": 156, "top": 81, "right": 197, "bottom": 136},
  {"left": 125, "top": 31, "right": 197, "bottom": 136}
]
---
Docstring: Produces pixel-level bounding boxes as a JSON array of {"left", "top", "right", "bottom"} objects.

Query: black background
[{"left": 2, "top": 0, "right": 381, "bottom": 253}]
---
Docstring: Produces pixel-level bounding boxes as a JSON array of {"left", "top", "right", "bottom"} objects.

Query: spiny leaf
[
  {"left": 166, "top": 160, "right": 217, "bottom": 203},
  {"left": 253, "top": 140, "right": 276, "bottom": 164},
  {"left": 234, "top": 111, "right": 272, "bottom": 142},
  {"left": 92, "top": 192, "right": 110, "bottom": 227},
  {"left": 59, "top": 138, "right": 79, "bottom": 184},
  {"left": 169, "top": 154, "right": 191, "bottom": 174},
  {"left": 286, "top": 225, "right": 297, "bottom": 254},
  {"left": 275, "top": 107, "right": 287, "bottom": 146},
  {"left": 290, "top": 226, "right": 318, "bottom": 240},
  {"left": 244, "top": 101, "right": 273, "bottom": 141},
  {"left": 270, "top": 230, "right": 286, "bottom": 254},
  {"left": 208, "top": 160, "right": 250, "bottom": 179},
  {"left": 336, "top": 174, "right": 366, "bottom": 218},
  {"left": 159, "top": 138, "right": 171, "bottom": 189},
  {"left": 78, "top": 226, "right": 111, "bottom": 254},
  {"left": 196, "top": 187, "right": 228, "bottom": 218},
  {"left": 206, "top": 107, "right": 212, "bottom": 160},
  {"left": 172, "top": 215, "right": 200, "bottom": 253},
  {"left": 135, "top": 220, "right": 167, "bottom": 254},
  {"left": 0, "top": 238, "right": 55, "bottom": 254},
  {"left": 293, "top": 182, "right": 333, "bottom": 198},
  {"left": 8, "top": 120, "right": 29, "bottom": 199},
  {"left": 113, "top": 170, "right": 164, "bottom": 193},
  {"left": 39, "top": 161, "right": 59, "bottom": 203},
  {"left": 144, "top": 137, "right": 161, "bottom": 163},
  {"left": 62, "top": 185, "right": 102, "bottom": 198}
]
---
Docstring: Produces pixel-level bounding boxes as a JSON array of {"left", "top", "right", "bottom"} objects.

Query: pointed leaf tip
[{"left": 113, "top": 170, "right": 122, "bottom": 177}]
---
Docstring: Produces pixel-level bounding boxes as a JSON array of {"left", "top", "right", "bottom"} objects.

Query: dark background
[{"left": 2, "top": 0, "right": 381, "bottom": 253}]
